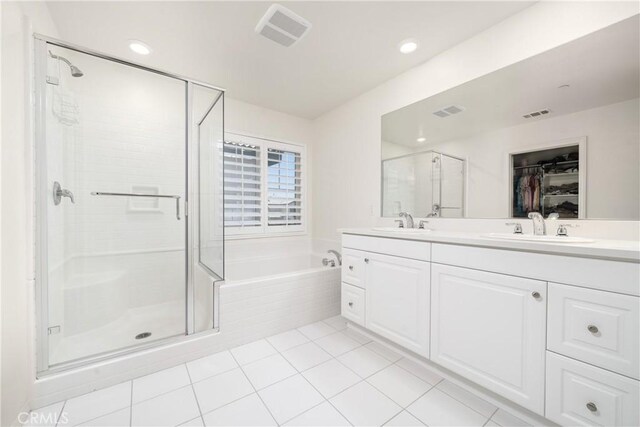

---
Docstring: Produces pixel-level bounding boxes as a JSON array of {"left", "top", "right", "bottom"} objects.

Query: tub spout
[{"left": 327, "top": 250, "right": 342, "bottom": 266}]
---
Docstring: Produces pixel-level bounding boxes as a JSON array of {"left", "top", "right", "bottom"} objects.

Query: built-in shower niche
[{"left": 127, "top": 185, "right": 161, "bottom": 212}]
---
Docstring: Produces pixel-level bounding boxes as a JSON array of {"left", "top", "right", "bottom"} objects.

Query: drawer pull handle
[
  {"left": 348, "top": 302, "right": 353, "bottom": 307},
  {"left": 364, "top": 258, "right": 370, "bottom": 263},
  {"left": 531, "top": 291, "right": 541, "bottom": 299},
  {"left": 587, "top": 325, "right": 599, "bottom": 334},
  {"left": 586, "top": 402, "right": 598, "bottom": 412},
  {"left": 348, "top": 265, "right": 354, "bottom": 271}
]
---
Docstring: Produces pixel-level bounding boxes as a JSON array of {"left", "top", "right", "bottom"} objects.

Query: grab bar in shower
[{"left": 90, "top": 192, "right": 182, "bottom": 220}]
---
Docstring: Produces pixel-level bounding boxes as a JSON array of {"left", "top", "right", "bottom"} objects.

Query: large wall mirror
[{"left": 381, "top": 16, "right": 639, "bottom": 220}]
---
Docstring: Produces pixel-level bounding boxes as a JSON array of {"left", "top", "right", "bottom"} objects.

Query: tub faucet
[
  {"left": 528, "top": 212, "right": 546, "bottom": 235},
  {"left": 327, "top": 250, "right": 342, "bottom": 266},
  {"left": 399, "top": 212, "right": 414, "bottom": 228}
]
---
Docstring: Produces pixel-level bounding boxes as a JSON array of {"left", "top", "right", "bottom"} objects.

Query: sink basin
[
  {"left": 482, "top": 233, "right": 595, "bottom": 243},
  {"left": 372, "top": 227, "right": 431, "bottom": 234}
]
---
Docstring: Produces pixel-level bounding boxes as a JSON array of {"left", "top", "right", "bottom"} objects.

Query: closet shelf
[
  {"left": 513, "top": 159, "right": 579, "bottom": 170},
  {"left": 543, "top": 194, "right": 579, "bottom": 198},
  {"left": 544, "top": 172, "right": 579, "bottom": 177}
]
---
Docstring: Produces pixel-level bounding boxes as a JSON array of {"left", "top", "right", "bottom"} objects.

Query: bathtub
[
  {"left": 225, "top": 254, "right": 334, "bottom": 282},
  {"left": 218, "top": 253, "right": 341, "bottom": 342}
]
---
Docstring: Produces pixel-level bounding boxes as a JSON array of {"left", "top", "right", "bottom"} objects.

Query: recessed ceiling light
[
  {"left": 416, "top": 137, "right": 427, "bottom": 143},
  {"left": 128, "top": 40, "right": 152, "bottom": 55},
  {"left": 399, "top": 39, "right": 418, "bottom": 54}
]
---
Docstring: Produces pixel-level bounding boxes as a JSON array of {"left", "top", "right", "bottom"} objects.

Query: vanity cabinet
[
  {"left": 341, "top": 233, "right": 639, "bottom": 426},
  {"left": 341, "top": 235, "right": 431, "bottom": 357},
  {"left": 431, "top": 264, "right": 547, "bottom": 413}
]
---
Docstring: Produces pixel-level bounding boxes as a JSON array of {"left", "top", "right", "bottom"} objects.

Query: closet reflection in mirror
[{"left": 381, "top": 15, "right": 639, "bottom": 220}]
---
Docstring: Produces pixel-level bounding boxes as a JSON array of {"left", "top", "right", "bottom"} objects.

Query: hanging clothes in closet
[{"left": 513, "top": 167, "right": 542, "bottom": 217}]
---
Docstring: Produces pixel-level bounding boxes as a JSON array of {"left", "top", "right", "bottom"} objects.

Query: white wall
[
  {"left": 312, "top": 1, "right": 640, "bottom": 243},
  {"left": 1, "top": 2, "right": 59, "bottom": 425},
  {"left": 223, "top": 98, "right": 316, "bottom": 260}
]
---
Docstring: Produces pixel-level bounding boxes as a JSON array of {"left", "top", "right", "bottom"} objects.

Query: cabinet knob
[
  {"left": 531, "top": 291, "right": 541, "bottom": 299},
  {"left": 587, "top": 325, "right": 599, "bottom": 334},
  {"left": 586, "top": 402, "right": 598, "bottom": 413},
  {"left": 348, "top": 265, "right": 354, "bottom": 271},
  {"left": 348, "top": 302, "right": 353, "bottom": 307},
  {"left": 364, "top": 258, "right": 370, "bottom": 263}
]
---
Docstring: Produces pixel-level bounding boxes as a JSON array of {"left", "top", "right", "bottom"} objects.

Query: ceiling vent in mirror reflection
[
  {"left": 256, "top": 4, "right": 312, "bottom": 47},
  {"left": 523, "top": 109, "right": 551, "bottom": 119},
  {"left": 432, "top": 105, "right": 465, "bottom": 118}
]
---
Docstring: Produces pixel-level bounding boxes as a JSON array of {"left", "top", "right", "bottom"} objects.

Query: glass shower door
[{"left": 39, "top": 43, "right": 188, "bottom": 367}]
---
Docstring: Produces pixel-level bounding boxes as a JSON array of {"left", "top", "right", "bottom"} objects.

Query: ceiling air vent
[
  {"left": 255, "top": 4, "right": 312, "bottom": 47},
  {"left": 523, "top": 109, "right": 551, "bottom": 119},
  {"left": 432, "top": 105, "right": 465, "bottom": 118}
]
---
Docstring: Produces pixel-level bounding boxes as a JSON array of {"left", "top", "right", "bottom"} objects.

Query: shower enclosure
[
  {"left": 382, "top": 150, "right": 465, "bottom": 218},
  {"left": 34, "top": 35, "right": 224, "bottom": 374}
]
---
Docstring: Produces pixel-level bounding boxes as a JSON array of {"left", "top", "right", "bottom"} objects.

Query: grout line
[
  {"left": 269, "top": 326, "right": 356, "bottom": 426},
  {"left": 53, "top": 400, "right": 67, "bottom": 427},
  {"left": 435, "top": 381, "right": 499, "bottom": 421},
  {"left": 185, "top": 362, "right": 206, "bottom": 427},
  {"left": 68, "top": 402, "right": 132, "bottom": 427},
  {"left": 129, "top": 380, "right": 133, "bottom": 426},
  {"left": 482, "top": 408, "right": 500, "bottom": 427},
  {"left": 228, "top": 349, "right": 279, "bottom": 426}
]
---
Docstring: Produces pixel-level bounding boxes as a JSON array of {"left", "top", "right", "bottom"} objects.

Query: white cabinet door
[
  {"left": 431, "top": 264, "right": 546, "bottom": 414},
  {"left": 365, "top": 253, "right": 430, "bottom": 357}
]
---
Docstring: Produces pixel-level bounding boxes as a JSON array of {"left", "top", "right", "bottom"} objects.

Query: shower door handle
[
  {"left": 53, "top": 181, "right": 75, "bottom": 205},
  {"left": 91, "top": 192, "right": 182, "bottom": 220}
]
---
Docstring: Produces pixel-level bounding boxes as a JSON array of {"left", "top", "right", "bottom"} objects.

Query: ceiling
[
  {"left": 382, "top": 15, "right": 640, "bottom": 147},
  {"left": 45, "top": 1, "right": 534, "bottom": 119}
]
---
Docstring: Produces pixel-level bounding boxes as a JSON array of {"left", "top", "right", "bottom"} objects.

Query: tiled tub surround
[{"left": 27, "top": 316, "right": 531, "bottom": 427}]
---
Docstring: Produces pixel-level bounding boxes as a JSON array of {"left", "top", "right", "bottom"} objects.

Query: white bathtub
[
  {"left": 219, "top": 253, "right": 341, "bottom": 341},
  {"left": 225, "top": 254, "right": 333, "bottom": 282}
]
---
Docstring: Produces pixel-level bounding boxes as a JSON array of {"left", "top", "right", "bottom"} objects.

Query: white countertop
[{"left": 340, "top": 228, "right": 640, "bottom": 263}]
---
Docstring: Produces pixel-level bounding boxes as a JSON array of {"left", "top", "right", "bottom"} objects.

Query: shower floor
[{"left": 49, "top": 300, "right": 185, "bottom": 366}]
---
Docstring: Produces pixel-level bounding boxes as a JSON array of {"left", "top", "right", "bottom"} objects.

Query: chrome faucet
[
  {"left": 399, "top": 212, "right": 414, "bottom": 228},
  {"left": 327, "top": 250, "right": 342, "bottom": 266},
  {"left": 528, "top": 212, "right": 546, "bottom": 235}
]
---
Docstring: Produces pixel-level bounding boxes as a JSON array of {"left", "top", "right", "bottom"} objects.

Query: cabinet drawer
[
  {"left": 341, "top": 283, "right": 365, "bottom": 326},
  {"left": 342, "top": 234, "right": 430, "bottom": 261},
  {"left": 546, "top": 352, "right": 639, "bottom": 427},
  {"left": 548, "top": 283, "right": 639, "bottom": 379},
  {"left": 342, "top": 249, "right": 366, "bottom": 288}
]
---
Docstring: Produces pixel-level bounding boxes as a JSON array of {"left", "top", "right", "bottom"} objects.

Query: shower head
[
  {"left": 49, "top": 51, "right": 84, "bottom": 77},
  {"left": 69, "top": 65, "right": 84, "bottom": 77}
]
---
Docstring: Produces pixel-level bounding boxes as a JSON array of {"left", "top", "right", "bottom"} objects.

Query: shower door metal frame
[{"left": 33, "top": 34, "right": 225, "bottom": 375}]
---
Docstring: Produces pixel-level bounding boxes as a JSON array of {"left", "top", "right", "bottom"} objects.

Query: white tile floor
[{"left": 29, "top": 316, "right": 532, "bottom": 427}]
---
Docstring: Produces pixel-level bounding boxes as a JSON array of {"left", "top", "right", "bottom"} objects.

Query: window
[{"left": 224, "top": 133, "right": 305, "bottom": 236}]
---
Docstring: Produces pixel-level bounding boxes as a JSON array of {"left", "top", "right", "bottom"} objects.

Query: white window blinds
[
  {"left": 224, "top": 134, "right": 305, "bottom": 235},
  {"left": 267, "top": 148, "right": 302, "bottom": 227},
  {"left": 223, "top": 141, "right": 262, "bottom": 228}
]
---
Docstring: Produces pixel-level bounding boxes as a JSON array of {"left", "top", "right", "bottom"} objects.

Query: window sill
[{"left": 224, "top": 231, "right": 308, "bottom": 241}]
